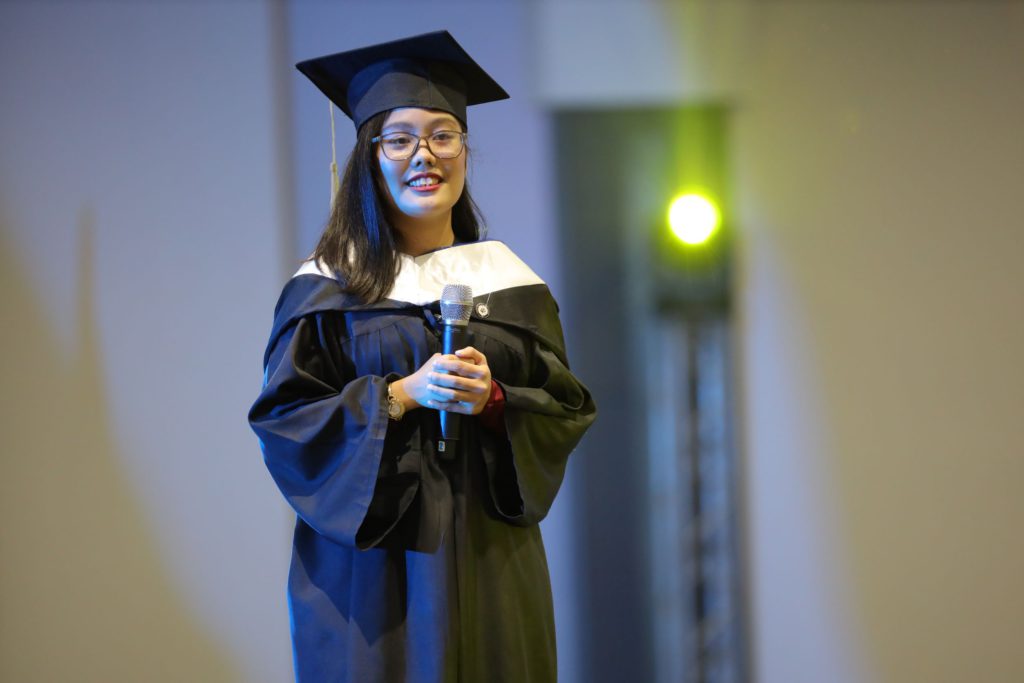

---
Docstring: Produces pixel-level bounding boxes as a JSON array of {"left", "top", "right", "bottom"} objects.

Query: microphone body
[
  {"left": 439, "top": 284, "right": 474, "bottom": 441},
  {"left": 440, "top": 321, "right": 469, "bottom": 439}
]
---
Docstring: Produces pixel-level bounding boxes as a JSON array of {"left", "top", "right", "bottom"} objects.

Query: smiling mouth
[{"left": 407, "top": 175, "right": 442, "bottom": 188}]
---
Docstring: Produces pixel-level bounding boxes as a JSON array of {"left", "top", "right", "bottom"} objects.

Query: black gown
[{"left": 248, "top": 240, "right": 596, "bottom": 682}]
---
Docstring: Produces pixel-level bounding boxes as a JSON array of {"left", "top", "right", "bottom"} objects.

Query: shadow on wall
[{"left": 0, "top": 209, "right": 240, "bottom": 682}]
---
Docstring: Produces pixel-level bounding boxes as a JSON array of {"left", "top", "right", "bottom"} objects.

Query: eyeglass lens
[{"left": 379, "top": 132, "right": 464, "bottom": 160}]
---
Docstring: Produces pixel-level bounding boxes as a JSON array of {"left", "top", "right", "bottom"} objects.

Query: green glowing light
[{"left": 668, "top": 193, "right": 720, "bottom": 245}]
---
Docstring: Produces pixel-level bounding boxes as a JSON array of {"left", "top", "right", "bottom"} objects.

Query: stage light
[{"left": 668, "top": 193, "right": 720, "bottom": 245}]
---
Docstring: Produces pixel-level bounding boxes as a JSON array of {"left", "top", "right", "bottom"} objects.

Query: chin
[
  {"left": 397, "top": 196, "right": 458, "bottom": 219},
  {"left": 394, "top": 204, "right": 443, "bottom": 220}
]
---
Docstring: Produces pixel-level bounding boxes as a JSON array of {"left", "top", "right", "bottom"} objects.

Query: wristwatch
[{"left": 386, "top": 383, "right": 405, "bottom": 421}]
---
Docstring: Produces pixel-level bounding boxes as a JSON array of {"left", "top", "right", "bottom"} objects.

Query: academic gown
[{"left": 248, "top": 241, "right": 597, "bottom": 683}]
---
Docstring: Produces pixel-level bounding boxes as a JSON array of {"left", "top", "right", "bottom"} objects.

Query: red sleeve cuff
[{"left": 477, "top": 380, "right": 506, "bottom": 435}]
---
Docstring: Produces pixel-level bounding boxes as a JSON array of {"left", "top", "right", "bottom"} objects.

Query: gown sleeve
[
  {"left": 248, "top": 311, "right": 421, "bottom": 549},
  {"left": 479, "top": 311, "right": 597, "bottom": 526}
]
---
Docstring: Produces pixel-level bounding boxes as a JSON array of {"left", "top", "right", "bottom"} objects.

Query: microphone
[{"left": 439, "top": 283, "right": 473, "bottom": 441}]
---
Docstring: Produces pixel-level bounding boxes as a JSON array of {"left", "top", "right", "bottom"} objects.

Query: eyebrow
[{"left": 382, "top": 116, "right": 461, "bottom": 132}]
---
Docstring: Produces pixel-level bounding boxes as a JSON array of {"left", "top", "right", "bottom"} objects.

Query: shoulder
[
  {"left": 390, "top": 240, "right": 545, "bottom": 305},
  {"left": 452, "top": 240, "right": 544, "bottom": 293},
  {"left": 274, "top": 260, "right": 350, "bottom": 320},
  {"left": 262, "top": 261, "right": 359, "bottom": 356},
  {"left": 429, "top": 242, "right": 570, "bottom": 359}
]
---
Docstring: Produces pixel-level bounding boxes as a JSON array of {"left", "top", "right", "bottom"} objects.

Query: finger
[
  {"left": 432, "top": 357, "right": 459, "bottom": 373},
  {"left": 428, "top": 371, "right": 466, "bottom": 388},
  {"left": 427, "top": 397, "right": 471, "bottom": 414},
  {"left": 426, "top": 398, "right": 459, "bottom": 411},
  {"left": 455, "top": 346, "right": 486, "bottom": 365},
  {"left": 433, "top": 359, "right": 489, "bottom": 379},
  {"left": 429, "top": 383, "right": 485, "bottom": 403},
  {"left": 425, "top": 391, "right": 460, "bottom": 406},
  {"left": 429, "top": 373, "right": 489, "bottom": 393},
  {"left": 427, "top": 384, "right": 453, "bottom": 402},
  {"left": 428, "top": 380, "right": 481, "bottom": 400}
]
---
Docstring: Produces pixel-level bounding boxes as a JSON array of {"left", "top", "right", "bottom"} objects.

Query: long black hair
[{"left": 311, "top": 110, "right": 485, "bottom": 304}]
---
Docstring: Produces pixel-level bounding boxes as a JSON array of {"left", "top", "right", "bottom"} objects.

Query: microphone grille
[{"left": 440, "top": 283, "right": 473, "bottom": 323}]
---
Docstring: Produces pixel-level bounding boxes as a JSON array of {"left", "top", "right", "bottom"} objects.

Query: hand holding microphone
[
  {"left": 431, "top": 346, "right": 491, "bottom": 413},
  {"left": 391, "top": 349, "right": 492, "bottom": 417},
  {"left": 438, "top": 284, "right": 482, "bottom": 439},
  {"left": 388, "top": 284, "right": 492, "bottom": 438}
]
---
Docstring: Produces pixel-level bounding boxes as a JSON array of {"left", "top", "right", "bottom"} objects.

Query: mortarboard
[{"left": 296, "top": 30, "right": 510, "bottom": 130}]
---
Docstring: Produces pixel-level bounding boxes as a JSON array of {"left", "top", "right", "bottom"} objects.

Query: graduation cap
[{"left": 296, "top": 30, "right": 510, "bottom": 130}]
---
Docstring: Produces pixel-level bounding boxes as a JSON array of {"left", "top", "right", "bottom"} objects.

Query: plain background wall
[
  {"left": 0, "top": 2, "right": 292, "bottom": 681},
  {"left": 537, "top": 2, "right": 1022, "bottom": 682},
  {"left": 2, "top": 1, "right": 1022, "bottom": 682},
  {"left": 541, "top": 2, "right": 1022, "bottom": 681},
  {"left": 729, "top": 5, "right": 1024, "bottom": 682}
]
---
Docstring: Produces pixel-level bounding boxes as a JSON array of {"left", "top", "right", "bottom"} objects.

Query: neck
[{"left": 393, "top": 212, "right": 456, "bottom": 256}]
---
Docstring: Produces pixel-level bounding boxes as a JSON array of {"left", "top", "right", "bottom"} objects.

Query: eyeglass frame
[{"left": 371, "top": 130, "right": 468, "bottom": 161}]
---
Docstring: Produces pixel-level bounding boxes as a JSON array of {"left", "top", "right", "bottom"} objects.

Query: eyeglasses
[{"left": 371, "top": 130, "right": 467, "bottom": 161}]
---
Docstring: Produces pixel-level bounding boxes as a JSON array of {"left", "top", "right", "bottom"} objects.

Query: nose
[{"left": 409, "top": 137, "right": 437, "bottom": 165}]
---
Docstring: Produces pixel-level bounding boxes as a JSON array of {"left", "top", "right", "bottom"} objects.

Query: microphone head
[{"left": 440, "top": 283, "right": 473, "bottom": 324}]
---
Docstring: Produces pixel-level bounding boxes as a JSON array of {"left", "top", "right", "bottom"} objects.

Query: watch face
[{"left": 387, "top": 393, "right": 404, "bottom": 420}]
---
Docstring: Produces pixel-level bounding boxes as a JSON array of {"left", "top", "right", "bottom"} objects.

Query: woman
[{"left": 249, "top": 31, "right": 596, "bottom": 682}]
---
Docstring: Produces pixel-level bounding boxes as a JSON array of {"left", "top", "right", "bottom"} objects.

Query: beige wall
[
  {"left": 0, "top": 2, "right": 292, "bottom": 681},
  {"left": 732, "top": 4, "right": 1024, "bottom": 682},
  {"left": 540, "top": 1, "right": 1024, "bottom": 682}
]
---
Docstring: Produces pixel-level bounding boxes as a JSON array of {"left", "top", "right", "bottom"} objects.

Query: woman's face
[{"left": 376, "top": 107, "right": 467, "bottom": 223}]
